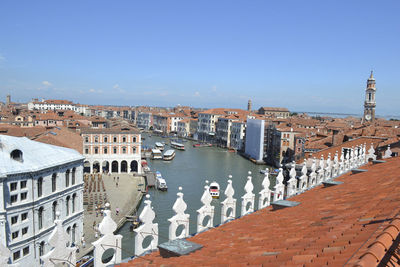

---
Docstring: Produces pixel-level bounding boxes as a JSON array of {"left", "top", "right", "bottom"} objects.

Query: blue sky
[{"left": 0, "top": 0, "right": 399, "bottom": 116}]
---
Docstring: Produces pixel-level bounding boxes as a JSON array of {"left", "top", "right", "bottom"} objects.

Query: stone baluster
[
  {"left": 168, "top": 187, "right": 190, "bottom": 240},
  {"left": 0, "top": 242, "right": 19, "bottom": 267},
  {"left": 41, "top": 211, "right": 76, "bottom": 267},
  {"left": 317, "top": 155, "right": 325, "bottom": 184},
  {"left": 298, "top": 159, "right": 308, "bottom": 192},
  {"left": 344, "top": 150, "right": 350, "bottom": 171},
  {"left": 366, "top": 143, "right": 377, "bottom": 161},
  {"left": 241, "top": 171, "right": 255, "bottom": 216},
  {"left": 383, "top": 145, "right": 392, "bottom": 159},
  {"left": 350, "top": 146, "right": 355, "bottom": 169},
  {"left": 309, "top": 158, "right": 317, "bottom": 187},
  {"left": 197, "top": 181, "right": 214, "bottom": 232},
  {"left": 221, "top": 175, "right": 236, "bottom": 224},
  {"left": 258, "top": 170, "right": 271, "bottom": 209},
  {"left": 359, "top": 145, "right": 364, "bottom": 165},
  {"left": 287, "top": 162, "right": 297, "bottom": 197},
  {"left": 134, "top": 195, "right": 158, "bottom": 256},
  {"left": 332, "top": 151, "right": 339, "bottom": 177},
  {"left": 324, "top": 153, "right": 332, "bottom": 180},
  {"left": 92, "top": 203, "right": 122, "bottom": 266},
  {"left": 362, "top": 143, "right": 367, "bottom": 164},
  {"left": 339, "top": 150, "right": 345, "bottom": 175},
  {"left": 273, "top": 168, "right": 285, "bottom": 201}
]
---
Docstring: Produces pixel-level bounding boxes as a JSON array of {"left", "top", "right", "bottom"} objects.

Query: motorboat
[
  {"left": 170, "top": 141, "right": 185, "bottom": 150},
  {"left": 209, "top": 182, "right": 220, "bottom": 199},
  {"left": 155, "top": 142, "right": 165, "bottom": 151},
  {"left": 151, "top": 149, "right": 162, "bottom": 160},
  {"left": 157, "top": 177, "right": 168, "bottom": 191},
  {"left": 163, "top": 149, "right": 176, "bottom": 161},
  {"left": 193, "top": 143, "right": 212, "bottom": 148}
]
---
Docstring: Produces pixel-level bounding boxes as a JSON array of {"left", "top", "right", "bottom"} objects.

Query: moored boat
[
  {"left": 193, "top": 143, "right": 212, "bottom": 148},
  {"left": 163, "top": 149, "right": 176, "bottom": 161},
  {"left": 209, "top": 182, "right": 220, "bottom": 199},
  {"left": 170, "top": 141, "right": 185, "bottom": 150},
  {"left": 157, "top": 177, "right": 168, "bottom": 191}
]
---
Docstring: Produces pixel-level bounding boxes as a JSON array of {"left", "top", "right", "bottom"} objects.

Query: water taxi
[
  {"left": 209, "top": 182, "right": 220, "bottom": 199},
  {"left": 155, "top": 142, "right": 165, "bottom": 151},
  {"left": 151, "top": 149, "right": 162, "bottom": 160},
  {"left": 170, "top": 141, "right": 185, "bottom": 150},
  {"left": 155, "top": 172, "right": 168, "bottom": 191},
  {"left": 193, "top": 143, "right": 212, "bottom": 148},
  {"left": 163, "top": 149, "right": 176, "bottom": 161}
]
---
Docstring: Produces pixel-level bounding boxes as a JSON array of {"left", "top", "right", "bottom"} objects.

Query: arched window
[
  {"left": 104, "top": 136, "right": 108, "bottom": 143},
  {"left": 72, "top": 194, "right": 76, "bottom": 213},
  {"left": 94, "top": 147, "right": 99, "bottom": 154},
  {"left": 39, "top": 241, "right": 45, "bottom": 257},
  {"left": 84, "top": 136, "right": 89, "bottom": 142},
  {"left": 94, "top": 136, "right": 99, "bottom": 143},
  {"left": 122, "top": 136, "right": 126, "bottom": 142},
  {"left": 66, "top": 227, "right": 71, "bottom": 246},
  {"left": 66, "top": 196, "right": 70, "bottom": 216},
  {"left": 37, "top": 177, "right": 43, "bottom": 197},
  {"left": 113, "top": 147, "right": 117, "bottom": 154},
  {"left": 132, "top": 147, "right": 136, "bottom": 153},
  {"left": 122, "top": 147, "right": 126, "bottom": 154},
  {"left": 113, "top": 136, "right": 117, "bottom": 142},
  {"left": 103, "top": 147, "right": 108, "bottom": 154},
  {"left": 52, "top": 201, "right": 57, "bottom": 221},
  {"left": 72, "top": 168, "right": 76, "bottom": 185},
  {"left": 38, "top": 207, "right": 44, "bottom": 230},
  {"left": 72, "top": 224, "right": 77, "bottom": 244},
  {"left": 65, "top": 170, "right": 70, "bottom": 187},
  {"left": 52, "top": 173, "right": 57, "bottom": 192},
  {"left": 10, "top": 149, "right": 23, "bottom": 162},
  {"left": 133, "top": 137, "right": 137, "bottom": 142}
]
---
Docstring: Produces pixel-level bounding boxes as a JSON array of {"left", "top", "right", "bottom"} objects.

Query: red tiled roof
[{"left": 119, "top": 157, "right": 400, "bottom": 266}]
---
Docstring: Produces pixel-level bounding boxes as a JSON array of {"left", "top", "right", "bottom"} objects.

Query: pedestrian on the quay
[
  {"left": 117, "top": 176, "right": 119, "bottom": 182},
  {"left": 116, "top": 182, "right": 118, "bottom": 187},
  {"left": 113, "top": 176, "right": 115, "bottom": 181},
  {"left": 95, "top": 231, "right": 98, "bottom": 239},
  {"left": 92, "top": 221, "right": 96, "bottom": 230},
  {"left": 116, "top": 207, "right": 120, "bottom": 216}
]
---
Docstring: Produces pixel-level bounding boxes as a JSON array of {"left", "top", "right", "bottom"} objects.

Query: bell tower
[{"left": 363, "top": 71, "right": 376, "bottom": 123}]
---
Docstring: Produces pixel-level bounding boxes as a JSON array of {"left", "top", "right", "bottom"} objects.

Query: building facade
[
  {"left": 81, "top": 127, "right": 142, "bottom": 174},
  {"left": 258, "top": 107, "right": 290, "bottom": 118},
  {"left": 0, "top": 135, "right": 84, "bottom": 266}
]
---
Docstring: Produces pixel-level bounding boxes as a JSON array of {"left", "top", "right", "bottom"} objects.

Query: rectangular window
[
  {"left": 20, "top": 181, "right": 27, "bottom": 189},
  {"left": 85, "top": 147, "right": 89, "bottom": 154},
  {"left": 13, "top": 251, "right": 20, "bottom": 261},
  {"left": 21, "top": 192, "right": 27, "bottom": 201},
  {"left": 11, "top": 215, "right": 18, "bottom": 225},
  {"left": 21, "top": 212, "right": 28, "bottom": 221},
  {"left": 11, "top": 195, "right": 18, "bottom": 204},
  {"left": 23, "top": 246, "right": 29, "bottom": 256},
  {"left": 12, "top": 231, "right": 19, "bottom": 240},
  {"left": 10, "top": 182, "right": 17, "bottom": 191},
  {"left": 22, "top": 227, "right": 28, "bottom": 235}
]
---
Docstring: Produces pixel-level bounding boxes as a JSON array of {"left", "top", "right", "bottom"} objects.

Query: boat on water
[
  {"left": 155, "top": 172, "right": 168, "bottom": 191},
  {"left": 126, "top": 215, "right": 142, "bottom": 231},
  {"left": 209, "top": 182, "right": 220, "bottom": 199},
  {"left": 193, "top": 143, "right": 212, "bottom": 148},
  {"left": 260, "top": 168, "right": 279, "bottom": 175},
  {"left": 155, "top": 142, "right": 165, "bottom": 151},
  {"left": 170, "top": 141, "right": 185, "bottom": 150},
  {"left": 163, "top": 149, "right": 176, "bottom": 161},
  {"left": 141, "top": 160, "right": 150, "bottom": 172},
  {"left": 151, "top": 149, "right": 162, "bottom": 160}
]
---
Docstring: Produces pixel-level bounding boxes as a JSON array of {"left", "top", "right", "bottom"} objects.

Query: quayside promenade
[{"left": 77, "top": 173, "right": 145, "bottom": 259}]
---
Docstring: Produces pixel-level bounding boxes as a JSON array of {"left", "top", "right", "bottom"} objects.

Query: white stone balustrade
[
  {"left": 273, "top": 168, "right": 285, "bottom": 201},
  {"left": 221, "top": 175, "right": 236, "bottom": 224},
  {"left": 317, "top": 155, "right": 325, "bottom": 184},
  {"left": 168, "top": 187, "right": 190, "bottom": 240},
  {"left": 258, "top": 170, "right": 271, "bottom": 209},
  {"left": 241, "top": 172, "right": 255, "bottom": 216},
  {"left": 366, "top": 143, "right": 377, "bottom": 161},
  {"left": 339, "top": 151, "right": 345, "bottom": 175},
  {"left": 324, "top": 153, "right": 332, "bottom": 180},
  {"left": 332, "top": 151, "right": 339, "bottom": 177},
  {"left": 134, "top": 195, "right": 158, "bottom": 256},
  {"left": 298, "top": 160, "right": 308, "bottom": 192},
  {"left": 197, "top": 181, "right": 214, "bottom": 232},
  {"left": 287, "top": 163, "right": 297, "bottom": 197},
  {"left": 92, "top": 203, "right": 122, "bottom": 267},
  {"left": 383, "top": 145, "right": 392, "bottom": 159},
  {"left": 41, "top": 212, "right": 76, "bottom": 267},
  {"left": 309, "top": 158, "right": 317, "bottom": 187}
]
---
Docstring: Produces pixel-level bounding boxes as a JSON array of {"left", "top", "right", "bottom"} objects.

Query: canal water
[{"left": 118, "top": 134, "right": 275, "bottom": 258}]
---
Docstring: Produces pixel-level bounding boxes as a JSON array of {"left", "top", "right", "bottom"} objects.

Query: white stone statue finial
[
  {"left": 241, "top": 175, "right": 255, "bottom": 216},
  {"left": 168, "top": 186, "right": 190, "bottom": 240},
  {"left": 221, "top": 175, "right": 236, "bottom": 224},
  {"left": 259, "top": 170, "right": 271, "bottom": 209},
  {"left": 135, "top": 194, "right": 158, "bottom": 256},
  {"left": 273, "top": 168, "right": 285, "bottom": 201},
  {"left": 197, "top": 182, "right": 214, "bottom": 232}
]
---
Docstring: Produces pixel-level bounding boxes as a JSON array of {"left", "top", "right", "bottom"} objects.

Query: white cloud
[
  {"left": 42, "top": 81, "right": 52, "bottom": 87},
  {"left": 89, "top": 88, "right": 96, "bottom": 93},
  {"left": 0, "top": 54, "right": 5, "bottom": 62},
  {"left": 113, "top": 84, "right": 119, "bottom": 89},
  {"left": 211, "top": 85, "right": 217, "bottom": 92},
  {"left": 194, "top": 91, "right": 200, "bottom": 97},
  {"left": 88, "top": 88, "right": 103, "bottom": 93}
]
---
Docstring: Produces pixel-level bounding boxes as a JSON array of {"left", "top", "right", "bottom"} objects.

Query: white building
[
  {"left": 28, "top": 99, "right": 76, "bottom": 111},
  {"left": 81, "top": 127, "right": 142, "bottom": 174},
  {"left": 0, "top": 135, "right": 85, "bottom": 266},
  {"left": 244, "top": 119, "right": 265, "bottom": 162}
]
